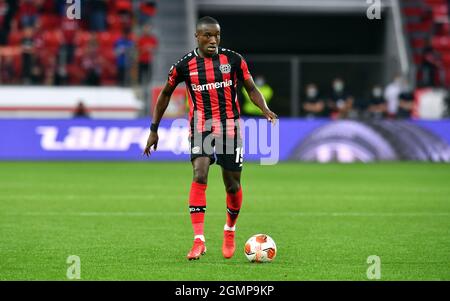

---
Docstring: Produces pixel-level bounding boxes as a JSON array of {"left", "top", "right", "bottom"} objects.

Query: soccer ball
[{"left": 244, "top": 234, "right": 277, "bottom": 263}]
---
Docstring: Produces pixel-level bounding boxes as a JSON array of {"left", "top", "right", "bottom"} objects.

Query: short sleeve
[
  {"left": 237, "top": 56, "right": 252, "bottom": 82},
  {"left": 167, "top": 65, "right": 184, "bottom": 87}
]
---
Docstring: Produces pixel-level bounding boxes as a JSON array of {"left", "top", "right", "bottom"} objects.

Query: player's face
[{"left": 196, "top": 24, "right": 221, "bottom": 57}]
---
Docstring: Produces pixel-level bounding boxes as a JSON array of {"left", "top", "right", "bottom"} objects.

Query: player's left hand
[{"left": 263, "top": 109, "right": 278, "bottom": 125}]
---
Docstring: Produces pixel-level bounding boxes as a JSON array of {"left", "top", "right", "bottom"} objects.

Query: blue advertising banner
[{"left": 0, "top": 118, "right": 449, "bottom": 162}]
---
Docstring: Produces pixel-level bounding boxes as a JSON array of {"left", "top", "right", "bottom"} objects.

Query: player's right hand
[
  {"left": 143, "top": 132, "right": 158, "bottom": 157},
  {"left": 263, "top": 109, "right": 278, "bottom": 125}
]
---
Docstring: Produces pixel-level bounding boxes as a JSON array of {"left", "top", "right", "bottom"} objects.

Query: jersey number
[{"left": 235, "top": 147, "right": 244, "bottom": 164}]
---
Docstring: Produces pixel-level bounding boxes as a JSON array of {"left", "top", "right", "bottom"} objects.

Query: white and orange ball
[{"left": 244, "top": 234, "right": 277, "bottom": 263}]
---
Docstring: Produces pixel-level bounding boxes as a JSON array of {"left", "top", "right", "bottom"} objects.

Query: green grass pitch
[{"left": 0, "top": 162, "right": 449, "bottom": 280}]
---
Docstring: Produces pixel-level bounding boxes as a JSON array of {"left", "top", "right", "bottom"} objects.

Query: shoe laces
[{"left": 224, "top": 231, "right": 235, "bottom": 241}]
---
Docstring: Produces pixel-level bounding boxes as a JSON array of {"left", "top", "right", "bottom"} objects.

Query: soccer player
[{"left": 143, "top": 16, "right": 277, "bottom": 260}]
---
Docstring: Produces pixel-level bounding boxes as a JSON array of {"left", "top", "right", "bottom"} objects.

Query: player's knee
[
  {"left": 193, "top": 172, "right": 208, "bottom": 184},
  {"left": 226, "top": 181, "right": 240, "bottom": 194}
]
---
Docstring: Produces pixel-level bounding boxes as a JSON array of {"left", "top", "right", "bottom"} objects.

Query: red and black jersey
[{"left": 168, "top": 48, "right": 252, "bottom": 132}]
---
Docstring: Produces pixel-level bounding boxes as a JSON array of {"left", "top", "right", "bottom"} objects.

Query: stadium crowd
[
  {"left": 404, "top": 0, "right": 450, "bottom": 88},
  {"left": 300, "top": 77, "right": 418, "bottom": 120},
  {"left": 0, "top": 0, "right": 158, "bottom": 86}
]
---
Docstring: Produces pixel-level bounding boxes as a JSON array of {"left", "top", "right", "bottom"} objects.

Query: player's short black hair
[{"left": 196, "top": 16, "right": 219, "bottom": 30}]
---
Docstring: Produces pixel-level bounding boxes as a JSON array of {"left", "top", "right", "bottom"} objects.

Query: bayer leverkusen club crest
[{"left": 219, "top": 64, "right": 231, "bottom": 74}]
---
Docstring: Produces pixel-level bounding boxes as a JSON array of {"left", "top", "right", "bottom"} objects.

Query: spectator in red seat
[
  {"left": 53, "top": 66, "right": 66, "bottom": 85},
  {"left": 37, "top": 0, "right": 58, "bottom": 14},
  {"left": 420, "top": 38, "right": 444, "bottom": 87},
  {"left": 0, "top": 0, "right": 7, "bottom": 25},
  {"left": 138, "top": 24, "right": 158, "bottom": 85},
  {"left": 30, "top": 19, "right": 45, "bottom": 61},
  {"left": 21, "top": 26, "right": 36, "bottom": 84},
  {"left": 61, "top": 17, "right": 79, "bottom": 63},
  {"left": 116, "top": 0, "right": 133, "bottom": 32},
  {"left": 43, "top": 55, "right": 56, "bottom": 85},
  {"left": 30, "top": 58, "right": 44, "bottom": 84},
  {"left": 0, "top": 54, "right": 17, "bottom": 83},
  {"left": 114, "top": 28, "right": 134, "bottom": 86},
  {"left": 0, "top": 0, "right": 9, "bottom": 44},
  {"left": 139, "top": 0, "right": 157, "bottom": 25},
  {"left": 18, "top": 0, "right": 38, "bottom": 28},
  {"left": 81, "top": 37, "right": 102, "bottom": 86},
  {"left": 88, "top": 0, "right": 107, "bottom": 32}
]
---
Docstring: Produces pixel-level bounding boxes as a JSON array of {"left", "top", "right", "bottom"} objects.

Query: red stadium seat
[
  {"left": 13, "top": 54, "right": 22, "bottom": 78},
  {"left": 115, "top": 0, "right": 132, "bottom": 12},
  {"left": 39, "top": 14, "right": 61, "bottom": 30},
  {"left": 107, "top": 15, "right": 123, "bottom": 31},
  {"left": 100, "top": 44, "right": 118, "bottom": 86},
  {"left": 442, "top": 23, "right": 450, "bottom": 35},
  {"left": 403, "top": 7, "right": 425, "bottom": 17},
  {"left": 101, "top": 65, "right": 118, "bottom": 85},
  {"left": 97, "top": 32, "right": 115, "bottom": 47},
  {"left": 442, "top": 53, "right": 450, "bottom": 67},
  {"left": 99, "top": 46, "right": 116, "bottom": 62},
  {"left": 432, "top": 36, "right": 450, "bottom": 51},
  {"left": 72, "top": 47, "right": 84, "bottom": 65},
  {"left": 445, "top": 68, "right": 450, "bottom": 86},
  {"left": 43, "top": 30, "right": 62, "bottom": 46},
  {"left": 411, "top": 38, "right": 427, "bottom": 49},
  {"left": 406, "top": 22, "right": 433, "bottom": 33},
  {"left": 74, "top": 31, "right": 96, "bottom": 47},
  {"left": 66, "top": 63, "right": 84, "bottom": 85},
  {"left": 7, "top": 31, "right": 22, "bottom": 46},
  {"left": 110, "top": 31, "right": 122, "bottom": 44},
  {"left": 101, "top": 79, "right": 118, "bottom": 86},
  {"left": 42, "top": 30, "right": 63, "bottom": 56},
  {"left": 425, "top": 0, "right": 446, "bottom": 5},
  {"left": 413, "top": 54, "right": 424, "bottom": 65},
  {"left": 432, "top": 4, "right": 449, "bottom": 21}
]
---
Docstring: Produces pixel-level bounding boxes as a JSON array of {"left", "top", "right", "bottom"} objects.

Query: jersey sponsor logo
[
  {"left": 191, "top": 79, "right": 233, "bottom": 92},
  {"left": 219, "top": 64, "right": 231, "bottom": 74},
  {"left": 189, "top": 72, "right": 198, "bottom": 76}
]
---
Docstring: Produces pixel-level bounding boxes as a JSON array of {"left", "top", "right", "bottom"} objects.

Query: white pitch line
[{"left": 2, "top": 212, "right": 450, "bottom": 217}]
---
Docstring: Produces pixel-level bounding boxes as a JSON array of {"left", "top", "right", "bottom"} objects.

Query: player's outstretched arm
[
  {"left": 243, "top": 78, "right": 278, "bottom": 124},
  {"left": 143, "top": 82, "right": 176, "bottom": 157}
]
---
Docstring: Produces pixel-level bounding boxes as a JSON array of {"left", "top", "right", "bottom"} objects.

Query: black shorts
[{"left": 190, "top": 120, "right": 243, "bottom": 172}]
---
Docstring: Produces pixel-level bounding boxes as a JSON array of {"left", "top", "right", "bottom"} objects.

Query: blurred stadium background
[{"left": 0, "top": 0, "right": 450, "bottom": 280}]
